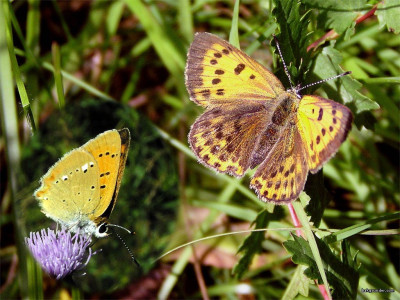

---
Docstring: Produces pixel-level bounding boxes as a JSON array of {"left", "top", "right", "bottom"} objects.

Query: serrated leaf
[
  {"left": 342, "top": 240, "right": 359, "bottom": 272},
  {"left": 272, "top": 0, "right": 311, "bottom": 82},
  {"left": 233, "top": 209, "right": 271, "bottom": 279},
  {"left": 342, "top": 75, "right": 380, "bottom": 114},
  {"left": 311, "top": 45, "right": 379, "bottom": 115},
  {"left": 284, "top": 234, "right": 359, "bottom": 299},
  {"left": 284, "top": 234, "right": 316, "bottom": 267},
  {"left": 282, "top": 265, "right": 310, "bottom": 299},
  {"left": 304, "top": 171, "right": 331, "bottom": 228},
  {"left": 377, "top": 0, "right": 400, "bottom": 34},
  {"left": 303, "top": 0, "right": 368, "bottom": 34}
]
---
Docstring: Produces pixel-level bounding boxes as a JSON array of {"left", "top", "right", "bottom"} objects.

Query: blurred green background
[{"left": 1, "top": 0, "right": 399, "bottom": 299}]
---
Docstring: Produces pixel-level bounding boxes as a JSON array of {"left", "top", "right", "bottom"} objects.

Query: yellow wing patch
[
  {"left": 185, "top": 32, "right": 285, "bottom": 107},
  {"left": 297, "top": 95, "right": 353, "bottom": 173},
  {"left": 35, "top": 150, "right": 100, "bottom": 224},
  {"left": 82, "top": 130, "right": 122, "bottom": 217}
]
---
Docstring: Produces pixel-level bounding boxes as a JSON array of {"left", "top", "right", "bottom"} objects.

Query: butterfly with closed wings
[{"left": 34, "top": 128, "right": 130, "bottom": 237}]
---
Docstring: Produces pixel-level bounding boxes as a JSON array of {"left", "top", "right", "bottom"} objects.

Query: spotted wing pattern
[
  {"left": 250, "top": 125, "right": 308, "bottom": 203},
  {"left": 185, "top": 32, "right": 285, "bottom": 107},
  {"left": 297, "top": 96, "right": 352, "bottom": 173},
  {"left": 35, "top": 149, "right": 101, "bottom": 226},
  {"left": 189, "top": 103, "right": 270, "bottom": 177},
  {"left": 82, "top": 129, "right": 130, "bottom": 221}
]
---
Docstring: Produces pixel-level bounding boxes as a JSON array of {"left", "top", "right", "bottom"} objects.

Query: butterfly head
[
  {"left": 67, "top": 218, "right": 110, "bottom": 238},
  {"left": 288, "top": 84, "right": 302, "bottom": 99},
  {"left": 273, "top": 34, "right": 351, "bottom": 101},
  {"left": 84, "top": 220, "right": 133, "bottom": 238},
  {"left": 95, "top": 222, "right": 110, "bottom": 238}
]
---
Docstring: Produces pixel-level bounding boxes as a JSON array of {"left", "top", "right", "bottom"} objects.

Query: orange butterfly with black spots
[{"left": 186, "top": 32, "right": 352, "bottom": 204}]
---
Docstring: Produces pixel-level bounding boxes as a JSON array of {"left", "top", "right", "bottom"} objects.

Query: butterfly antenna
[
  {"left": 273, "top": 34, "right": 295, "bottom": 90},
  {"left": 296, "top": 71, "right": 352, "bottom": 93},
  {"left": 107, "top": 223, "right": 133, "bottom": 235},
  {"left": 108, "top": 225, "right": 141, "bottom": 268}
]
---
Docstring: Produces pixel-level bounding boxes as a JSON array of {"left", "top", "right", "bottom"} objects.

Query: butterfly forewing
[
  {"left": 82, "top": 130, "right": 125, "bottom": 220},
  {"left": 185, "top": 32, "right": 285, "bottom": 107},
  {"left": 100, "top": 128, "right": 130, "bottom": 220},
  {"left": 297, "top": 95, "right": 353, "bottom": 173}
]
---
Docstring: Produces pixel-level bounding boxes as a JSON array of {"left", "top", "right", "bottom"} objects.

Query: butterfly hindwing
[
  {"left": 35, "top": 149, "right": 101, "bottom": 226},
  {"left": 297, "top": 95, "right": 353, "bottom": 173},
  {"left": 189, "top": 103, "right": 270, "bottom": 177},
  {"left": 250, "top": 126, "right": 308, "bottom": 203},
  {"left": 185, "top": 32, "right": 285, "bottom": 107}
]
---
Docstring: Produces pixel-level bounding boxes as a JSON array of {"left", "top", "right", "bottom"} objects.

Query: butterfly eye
[{"left": 97, "top": 223, "right": 108, "bottom": 236}]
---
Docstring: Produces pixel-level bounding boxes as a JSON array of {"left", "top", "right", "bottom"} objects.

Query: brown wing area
[
  {"left": 189, "top": 103, "right": 270, "bottom": 177},
  {"left": 185, "top": 32, "right": 285, "bottom": 107},
  {"left": 34, "top": 149, "right": 100, "bottom": 225},
  {"left": 82, "top": 129, "right": 125, "bottom": 221},
  {"left": 297, "top": 96, "right": 352, "bottom": 173},
  {"left": 250, "top": 125, "right": 308, "bottom": 204}
]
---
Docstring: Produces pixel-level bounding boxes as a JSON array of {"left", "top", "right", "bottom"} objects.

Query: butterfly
[
  {"left": 185, "top": 32, "right": 353, "bottom": 204},
  {"left": 34, "top": 128, "right": 130, "bottom": 237}
]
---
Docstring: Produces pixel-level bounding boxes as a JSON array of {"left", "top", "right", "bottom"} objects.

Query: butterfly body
[
  {"left": 186, "top": 32, "right": 352, "bottom": 204},
  {"left": 34, "top": 128, "right": 130, "bottom": 237},
  {"left": 249, "top": 91, "right": 299, "bottom": 168}
]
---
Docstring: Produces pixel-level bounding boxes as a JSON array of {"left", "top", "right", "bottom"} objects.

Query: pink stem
[
  {"left": 288, "top": 203, "right": 330, "bottom": 299},
  {"left": 318, "top": 282, "right": 330, "bottom": 300},
  {"left": 288, "top": 203, "right": 302, "bottom": 237}
]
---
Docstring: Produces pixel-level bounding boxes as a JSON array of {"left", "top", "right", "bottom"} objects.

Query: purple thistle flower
[{"left": 25, "top": 227, "right": 93, "bottom": 280}]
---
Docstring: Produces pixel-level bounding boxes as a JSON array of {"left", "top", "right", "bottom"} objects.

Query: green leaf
[
  {"left": 125, "top": 0, "right": 186, "bottom": 82},
  {"left": 324, "top": 212, "right": 400, "bottom": 244},
  {"left": 342, "top": 74, "right": 380, "bottom": 114},
  {"left": 233, "top": 209, "right": 271, "bottom": 279},
  {"left": 106, "top": 1, "right": 125, "bottom": 36},
  {"left": 311, "top": 45, "right": 379, "bottom": 116},
  {"left": 193, "top": 200, "right": 258, "bottom": 222},
  {"left": 284, "top": 234, "right": 359, "bottom": 299},
  {"left": 377, "top": 0, "right": 400, "bottom": 34},
  {"left": 272, "top": 0, "right": 311, "bottom": 83},
  {"left": 284, "top": 234, "right": 318, "bottom": 269},
  {"left": 228, "top": 0, "right": 240, "bottom": 48},
  {"left": 296, "top": 196, "right": 331, "bottom": 297},
  {"left": 282, "top": 265, "right": 310, "bottom": 299},
  {"left": 304, "top": 171, "right": 331, "bottom": 228},
  {"left": 303, "top": 0, "right": 369, "bottom": 34}
]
